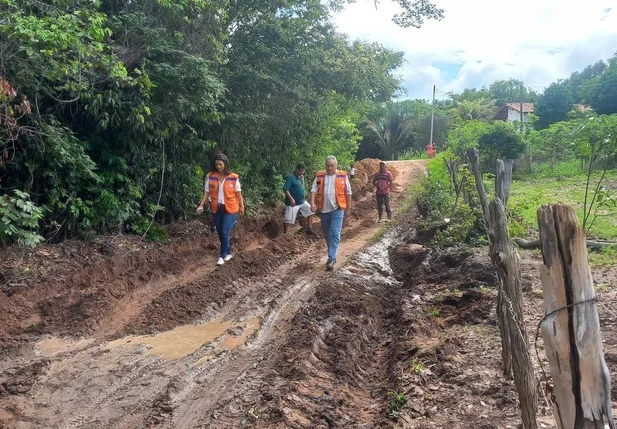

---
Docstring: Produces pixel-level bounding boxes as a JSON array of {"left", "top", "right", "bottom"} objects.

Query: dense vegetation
[
  {"left": 1, "top": 0, "right": 445, "bottom": 245},
  {"left": 2, "top": 0, "right": 616, "bottom": 249},
  {"left": 401, "top": 54, "right": 617, "bottom": 256}
]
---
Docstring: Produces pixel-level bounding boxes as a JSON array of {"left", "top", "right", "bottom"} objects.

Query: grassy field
[{"left": 508, "top": 162, "right": 617, "bottom": 266}]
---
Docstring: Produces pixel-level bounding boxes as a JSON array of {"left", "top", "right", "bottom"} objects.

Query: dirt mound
[{"left": 351, "top": 158, "right": 399, "bottom": 201}]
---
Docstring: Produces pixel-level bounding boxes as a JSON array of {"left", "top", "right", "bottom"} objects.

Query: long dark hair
[{"left": 210, "top": 153, "right": 232, "bottom": 175}]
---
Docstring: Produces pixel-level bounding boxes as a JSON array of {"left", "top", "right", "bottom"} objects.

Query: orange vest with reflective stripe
[
  {"left": 208, "top": 172, "right": 240, "bottom": 214},
  {"left": 315, "top": 170, "right": 348, "bottom": 210}
]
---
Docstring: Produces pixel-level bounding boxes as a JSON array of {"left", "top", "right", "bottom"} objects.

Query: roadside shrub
[
  {"left": 420, "top": 153, "right": 486, "bottom": 247},
  {"left": 0, "top": 190, "right": 44, "bottom": 247}
]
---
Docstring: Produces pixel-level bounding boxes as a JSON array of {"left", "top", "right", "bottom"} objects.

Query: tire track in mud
[
  {"left": 244, "top": 230, "right": 404, "bottom": 429},
  {"left": 169, "top": 277, "right": 319, "bottom": 429}
]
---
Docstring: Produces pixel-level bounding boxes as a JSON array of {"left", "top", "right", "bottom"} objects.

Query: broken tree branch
[{"left": 514, "top": 237, "right": 616, "bottom": 250}]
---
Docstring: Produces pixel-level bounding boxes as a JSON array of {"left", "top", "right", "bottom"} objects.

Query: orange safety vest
[
  {"left": 208, "top": 172, "right": 240, "bottom": 214},
  {"left": 315, "top": 170, "right": 348, "bottom": 210}
]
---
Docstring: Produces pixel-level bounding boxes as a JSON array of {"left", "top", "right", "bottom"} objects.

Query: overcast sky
[{"left": 333, "top": 0, "right": 617, "bottom": 100}]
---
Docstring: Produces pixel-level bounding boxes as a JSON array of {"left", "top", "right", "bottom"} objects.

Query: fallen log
[{"left": 514, "top": 237, "right": 616, "bottom": 250}]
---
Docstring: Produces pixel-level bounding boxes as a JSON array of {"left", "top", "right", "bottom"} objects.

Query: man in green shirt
[{"left": 283, "top": 163, "right": 315, "bottom": 233}]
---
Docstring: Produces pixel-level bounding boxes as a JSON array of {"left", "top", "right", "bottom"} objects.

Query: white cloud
[{"left": 333, "top": 0, "right": 617, "bottom": 100}]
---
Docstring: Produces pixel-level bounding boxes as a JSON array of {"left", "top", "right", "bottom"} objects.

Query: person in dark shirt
[
  {"left": 372, "top": 161, "right": 393, "bottom": 223},
  {"left": 283, "top": 163, "right": 314, "bottom": 233}
]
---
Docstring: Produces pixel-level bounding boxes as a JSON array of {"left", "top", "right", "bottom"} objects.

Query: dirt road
[
  {"left": 0, "top": 160, "right": 430, "bottom": 428},
  {"left": 7, "top": 159, "right": 615, "bottom": 429}
]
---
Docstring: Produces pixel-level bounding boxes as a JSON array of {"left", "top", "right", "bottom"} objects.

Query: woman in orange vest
[
  {"left": 309, "top": 155, "right": 352, "bottom": 271},
  {"left": 196, "top": 153, "right": 245, "bottom": 266}
]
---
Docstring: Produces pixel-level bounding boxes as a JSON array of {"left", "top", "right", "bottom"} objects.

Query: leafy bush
[
  {"left": 0, "top": 190, "right": 44, "bottom": 246},
  {"left": 478, "top": 122, "right": 526, "bottom": 163},
  {"left": 419, "top": 153, "right": 486, "bottom": 246}
]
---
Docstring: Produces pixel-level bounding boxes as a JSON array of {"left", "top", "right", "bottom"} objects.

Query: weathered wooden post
[
  {"left": 537, "top": 204, "right": 615, "bottom": 429},
  {"left": 489, "top": 197, "right": 537, "bottom": 429},
  {"left": 468, "top": 150, "right": 538, "bottom": 428}
]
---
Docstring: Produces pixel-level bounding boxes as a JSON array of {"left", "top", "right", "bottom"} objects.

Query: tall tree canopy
[{"left": 534, "top": 82, "right": 575, "bottom": 129}]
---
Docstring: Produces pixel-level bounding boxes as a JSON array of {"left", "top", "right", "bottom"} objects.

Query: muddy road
[
  {"left": 1, "top": 160, "right": 433, "bottom": 428},
  {"left": 6, "top": 159, "right": 613, "bottom": 429}
]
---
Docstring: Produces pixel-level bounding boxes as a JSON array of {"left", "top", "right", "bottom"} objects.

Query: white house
[{"left": 493, "top": 103, "right": 534, "bottom": 123}]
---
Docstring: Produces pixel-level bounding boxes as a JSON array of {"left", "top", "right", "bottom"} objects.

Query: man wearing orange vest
[{"left": 309, "top": 155, "right": 352, "bottom": 271}]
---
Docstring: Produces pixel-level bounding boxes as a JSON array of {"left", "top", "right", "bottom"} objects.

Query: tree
[
  {"left": 451, "top": 98, "right": 496, "bottom": 121},
  {"left": 328, "top": 0, "right": 444, "bottom": 27},
  {"left": 365, "top": 106, "right": 413, "bottom": 160},
  {"left": 478, "top": 122, "right": 525, "bottom": 162},
  {"left": 567, "top": 60, "right": 606, "bottom": 103},
  {"left": 488, "top": 79, "right": 537, "bottom": 107},
  {"left": 446, "top": 120, "right": 489, "bottom": 160},
  {"left": 534, "top": 82, "right": 574, "bottom": 129},
  {"left": 525, "top": 122, "right": 577, "bottom": 168},
  {"left": 587, "top": 58, "right": 617, "bottom": 115}
]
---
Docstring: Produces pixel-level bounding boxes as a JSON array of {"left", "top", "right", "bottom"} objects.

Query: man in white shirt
[{"left": 309, "top": 155, "right": 352, "bottom": 271}]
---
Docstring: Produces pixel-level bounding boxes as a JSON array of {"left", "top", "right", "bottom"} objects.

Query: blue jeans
[
  {"left": 212, "top": 210, "right": 238, "bottom": 258},
  {"left": 320, "top": 209, "right": 344, "bottom": 263}
]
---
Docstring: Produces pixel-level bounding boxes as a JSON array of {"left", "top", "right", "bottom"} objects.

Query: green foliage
[
  {"left": 451, "top": 98, "right": 496, "bottom": 121},
  {"left": 434, "top": 203, "right": 479, "bottom": 246},
  {"left": 508, "top": 170, "right": 617, "bottom": 241},
  {"left": 478, "top": 121, "right": 525, "bottom": 161},
  {"left": 488, "top": 79, "right": 538, "bottom": 106},
  {"left": 588, "top": 246, "right": 617, "bottom": 268},
  {"left": 365, "top": 104, "right": 413, "bottom": 160},
  {"left": 524, "top": 121, "right": 578, "bottom": 169},
  {"left": 534, "top": 82, "right": 575, "bottom": 129},
  {"left": 410, "top": 357, "right": 423, "bottom": 373},
  {"left": 0, "top": 190, "right": 44, "bottom": 247},
  {"left": 328, "top": 0, "right": 444, "bottom": 28},
  {"left": 386, "top": 390, "right": 406, "bottom": 418},
  {"left": 1, "top": 0, "right": 416, "bottom": 244},
  {"left": 446, "top": 120, "right": 488, "bottom": 160},
  {"left": 420, "top": 154, "right": 485, "bottom": 247},
  {"left": 587, "top": 57, "right": 617, "bottom": 115}
]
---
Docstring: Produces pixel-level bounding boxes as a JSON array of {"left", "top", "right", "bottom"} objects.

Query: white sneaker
[
  {"left": 224, "top": 254, "right": 233, "bottom": 262},
  {"left": 217, "top": 257, "right": 225, "bottom": 266}
]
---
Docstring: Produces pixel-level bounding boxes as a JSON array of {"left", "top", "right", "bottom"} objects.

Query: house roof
[
  {"left": 574, "top": 104, "right": 591, "bottom": 111},
  {"left": 505, "top": 102, "right": 534, "bottom": 113},
  {"left": 492, "top": 102, "right": 534, "bottom": 121}
]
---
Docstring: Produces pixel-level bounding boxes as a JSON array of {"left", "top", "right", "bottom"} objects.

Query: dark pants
[
  {"left": 376, "top": 194, "right": 391, "bottom": 219},
  {"left": 212, "top": 207, "right": 238, "bottom": 258}
]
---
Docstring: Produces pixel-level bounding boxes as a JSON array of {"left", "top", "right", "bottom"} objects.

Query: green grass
[
  {"left": 588, "top": 246, "right": 617, "bottom": 268},
  {"left": 508, "top": 170, "right": 617, "bottom": 241}
]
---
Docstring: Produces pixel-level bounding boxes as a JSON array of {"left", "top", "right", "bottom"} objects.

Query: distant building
[
  {"left": 574, "top": 104, "right": 592, "bottom": 112},
  {"left": 493, "top": 103, "right": 534, "bottom": 123}
]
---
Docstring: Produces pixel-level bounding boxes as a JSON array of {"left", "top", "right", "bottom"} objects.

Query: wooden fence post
[
  {"left": 489, "top": 198, "right": 538, "bottom": 429},
  {"left": 537, "top": 204, "right": 615, "bottom": 429},
  {"left": 467, "top": 151, "right": 538, "bottom": 428}
]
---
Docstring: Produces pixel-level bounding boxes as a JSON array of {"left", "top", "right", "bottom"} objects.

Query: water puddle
[
  {"left": 217, "top": 317, "right": 261, "bottom": 351},
  {"left": 35, "top": 337, "right": 95, "bottom": 357},
  {"left": 109, "top": 316, "right": 262, "bottom": 361}
]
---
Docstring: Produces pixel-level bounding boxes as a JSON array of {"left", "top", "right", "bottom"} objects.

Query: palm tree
[
  {"left": 452, "top": 98, "right": 497, "bottom": 121},
  {"left": 365, "top": 110, "right": 413, "bottom": 160}
]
